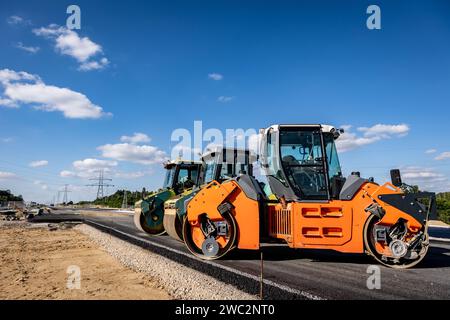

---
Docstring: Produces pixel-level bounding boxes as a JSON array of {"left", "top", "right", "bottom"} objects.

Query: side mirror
[{"left": 390, "top": 169, "right": 403, "bottom": 187}]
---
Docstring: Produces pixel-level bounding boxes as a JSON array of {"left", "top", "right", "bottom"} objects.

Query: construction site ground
[{"left": 0, "top": 221, "right": 170, "bottom": 300}]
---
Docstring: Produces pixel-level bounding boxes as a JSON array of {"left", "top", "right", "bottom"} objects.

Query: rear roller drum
[
  {"left": 163, "top": 209, "right": 184, "bottom": 242},
  {"left": 182, "top": 213, "right": 237, "bottom": 260},
  {"left": 363, "top": 214, "right": 429, "bottom": 269}
]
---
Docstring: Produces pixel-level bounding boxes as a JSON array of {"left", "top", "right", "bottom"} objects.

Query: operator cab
[
  {"left": 200, "top": 147, "right": 257, "bottom": 184},
  {"left": 163, "top": 160, "right": 202, "bottom": 194},
  {"left": 260, "top": 124, "right": 345, "bottom": 202}
]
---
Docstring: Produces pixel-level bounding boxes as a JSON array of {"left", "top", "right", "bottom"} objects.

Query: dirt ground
[{"left": 0, "top": 222, "right": 171, "bottom": 300}]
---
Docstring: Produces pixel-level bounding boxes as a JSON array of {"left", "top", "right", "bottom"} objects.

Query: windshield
[
  {"left": 219, "top": 158, "right": 252, "bottom": 180},
  {"left": 162, "top": 167, "right": 176, "bottom": 189},
  {"left": 203, "top": 158, "right": 217, "bottom": 184},
  {"left": 279, "top": 128, "right": 328, "bottom": 200},
  {"left": 202, "top": 150, "right": 253, "bottom": 184},
  {"left": 177, "top": 165, "right": 199, "bottom": 188},
  {"left": 323, "top": 133, "right": 342, "bottom": 180}
]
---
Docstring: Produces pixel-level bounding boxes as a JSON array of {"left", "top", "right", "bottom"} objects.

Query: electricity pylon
[
  {"left": 62, "top": 184, "right": 71, "bottom": 204},
  {"left": 121, "top": 190, "right": 128, "bottom": 209},
  {"left": 86, "top": 170, "right": 114, "bottom": 200}
]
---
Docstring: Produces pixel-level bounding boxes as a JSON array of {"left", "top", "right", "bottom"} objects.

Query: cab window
[{"left": 279, "top": 129, "right": 328, "bottom": 200}]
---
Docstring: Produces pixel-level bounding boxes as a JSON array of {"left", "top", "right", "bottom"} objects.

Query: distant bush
[
  {"left": 0, "top": 189, "right": 23, "bottom": 203},
  {"left": 437, "top": 193, "right": 450, "bottom": 224},
  {"left": 76, "top": 189, "right": 154, "bottom": 208}
]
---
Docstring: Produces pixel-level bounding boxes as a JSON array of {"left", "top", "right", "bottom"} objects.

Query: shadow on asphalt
[
  {"left": 224, "top": 245, "right": 450, "bottom": 269},
  {"left": 226, "top": 246, "right": 372, "bottom": 264},
  {"left": 416, "top": 247, "right": 450, "bottom": 269}
]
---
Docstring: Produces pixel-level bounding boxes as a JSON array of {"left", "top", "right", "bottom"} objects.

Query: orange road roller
[{"left": 182, "top": 124, "right": 436, "bottom": 268}]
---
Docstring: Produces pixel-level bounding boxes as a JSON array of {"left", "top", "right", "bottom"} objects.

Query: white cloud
[
  {"left": 114, "top": 171, "right": 147, "bottom": 179},
  {"left": 336, "top": 131, "right": 381, "bottom": 153},
  {"left": 73, "top": 158, "right": 117, "bottom": 171},
  {"left": 208, "top": 73, "right": 223, "bottom": 81},
  {"left": 98, "top": 143, "right": 168, "bottom": 165},
  {"left": 402, "top": 170, "right": 446, "bottom": 181},
  {"left": 29, "top": 160, "right": 48, "bottom": 168},
  {"left": 435, "top": 152, "right": 450, "bottom": 161},
  {"left": 7, "top": 15, "right": 30, "bottom": 26},
  {"left": 0, "top": 68, "right": 110, "bottom": 119},
  {"left": 120, "top": 133, "right": 151, "bottom": 144},
  {"left": 33, "top": 24, "right": 108, "bottom": 71},
  {"left": 0, "top": 98, "right": 18, "bottom": 108},
  {"left": 357, "top": 124, "right": 409, "bottom": 137},
  {"left": 425, "top": 149, "right": 437, "bottom": 154},
  {"left": 336, "top": 124, "right": 410, "bottom": 153},
  {"left": 60, "top": 158, "right": 152, "bottom": 180},
  {"left": 0, "top": 171, "right": 16, "bottom": 179},
  {"left": 79, "top": 58, "right": 109, "bottom": 71},
  {"left": 401, "top": 167, "right": 449, "bottom": 192},
  {"left": 217, "top": 96, "right": 234, "bottom": 103},
  {"left": 33, "top": 180, "right": 48, "bottom": 190},
  {"left": 60, "top": 170, "right": 76, "bottom": 178},
  {"left": 15, "top": 42, "right": 40, "bottom": 54},
  {"left": 60, "top": 158, "right": 118, "bottom": 179},
  {"left": 0, "top": 69, "right": 39, "bottom": 84},
  {"left": 340, "top": 125, "right": 352, "bottom": 131}
]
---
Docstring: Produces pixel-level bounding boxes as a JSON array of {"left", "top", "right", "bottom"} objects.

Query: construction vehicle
[
  {"left": 134, "top": 160, "right": 201, "bottom": 235},
  {"left": 182, "top": 124, "right": 436, "bottom": 268},
  {"left": 164, "top": 147, "right": 257, "bottom": 242}
]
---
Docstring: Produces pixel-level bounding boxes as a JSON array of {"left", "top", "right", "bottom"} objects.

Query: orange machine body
[{"left": 187, "top": 179, "right": 423, "bottom": 254}]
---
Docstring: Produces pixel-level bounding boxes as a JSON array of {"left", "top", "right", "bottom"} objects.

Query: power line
[
  {"left": 86, "top": 170, "right": 114, "bottom": 200},
  {"left": 62, "top": 184, "right": 71, "bottom": 203}
]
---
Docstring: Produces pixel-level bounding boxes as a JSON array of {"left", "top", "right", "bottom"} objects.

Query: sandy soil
[{"left": 0, "top": 222, "right": 170, "bottom": 300}]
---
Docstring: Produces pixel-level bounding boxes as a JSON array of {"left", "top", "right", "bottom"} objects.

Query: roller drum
[{"left": 163, "top": 208, "right": 183, "bottom": 241}]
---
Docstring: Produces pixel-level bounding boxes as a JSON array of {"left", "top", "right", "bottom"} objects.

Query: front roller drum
[
  {"left": 163, "top": 208, "right": 184, "bottom": 242},
  {"left": 182, "top": 213, "right": 237, "bottom": 260},
  {"left": 133, "top": 208, "right": 146, "bottom": 233},
  {"left": 363, "top": 214, "right": 429, "bottom": 269},
  {"left": 133, "top": 208, "right": 166, "bottom": 236}
]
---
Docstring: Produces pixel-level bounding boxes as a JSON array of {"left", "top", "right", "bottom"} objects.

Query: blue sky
[{"left": 1, "top": 0, "right": 450, "bottom": 203}]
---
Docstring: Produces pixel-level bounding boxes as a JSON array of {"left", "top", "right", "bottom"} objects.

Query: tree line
[
  {"left": 0, "top": 190, "right": 24, "bottom": 204},
  {"left": 437, "top": 192, "right": 450, "bottom": 224},
  {"left": 76, "top": 188, "right": 155, "bottom": 208}
]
